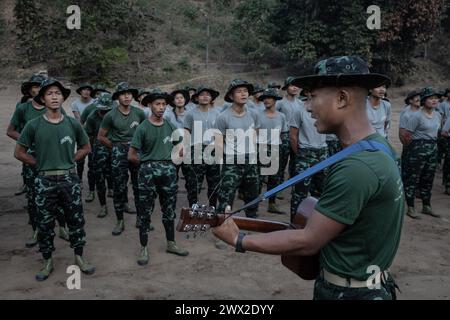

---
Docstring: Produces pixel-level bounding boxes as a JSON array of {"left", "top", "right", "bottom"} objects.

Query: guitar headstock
[{"left": 176, "top": 204, "right": 220, "bottom": 237}]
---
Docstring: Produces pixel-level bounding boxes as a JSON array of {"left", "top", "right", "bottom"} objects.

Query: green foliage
[{"left": 14, "top": 0, "right": 153, "bottom": 82}]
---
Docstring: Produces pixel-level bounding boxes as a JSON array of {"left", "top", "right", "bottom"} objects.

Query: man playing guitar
[{"left": 211, "top": 56, "right": 404, "bottom": 300}]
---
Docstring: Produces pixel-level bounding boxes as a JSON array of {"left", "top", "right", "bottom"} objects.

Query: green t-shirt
[
  {"left": 101, "top": 106, "right": 145, "bottom": 143},
  {"left": 11, "top": 101, "right": 67, "bottom": 133},
  {"left": 17, "top": 115, "right": 89, "bottom": 172},
  {"left": 315, "top": 134, "right": 404, "bottom": 281},
  {"left": 85, "top": 110, "right": 105, "bottom": 142},
  {"left": 81, "top": 103, "right": 98, "bottom": 124},
  {"left": 131, "top": 120, "right": 177, "bottom": 162}
]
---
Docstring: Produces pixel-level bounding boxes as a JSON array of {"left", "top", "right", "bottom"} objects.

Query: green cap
[
  {"left": 292, "top": 56, "right": 391, "bottom": 90},
  {"left": 76, "top": 83, "right": 94, "bottom": 95},
  {"left": 141, "top": 88, "right": 172, "bottom": 106},
  {"left": 257, "top": 89, "right": 283, "bottom": 102},
  {"left": 21, "top": 74, "right": 47, "bottom": 96},
  {"left": 224, "top": 79, "right": 254, "bottom": 103},
  {"left": 420, "top": 87, "right": 442, "bottom": 105},
  {"left": 191, "top": 85, "right": 220, "bottom": 104},
  {"left": 33, "top": 78, "right": 71, "bottom": 105},
  {"left": 95, "top": 93, "right": 116, "bottom": 111},
  {"left": 112, "top": 82, "right": 139, "bottom": 101},
  {"left": 252, "top": 84, "right": 265, "bottom": 95},
  {"left": 90, "top": 84, "right": 111, "bottom": 98},
  {"left": 268, "top": 82, "right": 281, "bottom": 89}
]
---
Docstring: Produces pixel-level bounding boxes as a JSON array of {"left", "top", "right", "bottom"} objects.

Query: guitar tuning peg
[{"left": 200, "top": 231, "right": 206, "bottom": 238}]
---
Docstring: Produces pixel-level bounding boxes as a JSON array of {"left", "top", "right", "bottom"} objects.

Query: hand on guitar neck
[{"left": 176, "top": 197, "right": 345, "bottom": 280}]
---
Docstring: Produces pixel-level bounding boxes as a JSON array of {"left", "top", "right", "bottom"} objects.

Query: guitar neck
[{"left": 227, "top": 216, "right": 293, "bottom": 233}]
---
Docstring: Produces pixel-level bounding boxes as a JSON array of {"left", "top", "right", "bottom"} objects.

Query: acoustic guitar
[{"left": 176, "top": 197, "right": 320, "bottom": 280}]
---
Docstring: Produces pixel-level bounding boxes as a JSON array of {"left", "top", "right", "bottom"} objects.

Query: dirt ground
[{"left": 0, "top": 84, "right": 449, "bottom": 300}]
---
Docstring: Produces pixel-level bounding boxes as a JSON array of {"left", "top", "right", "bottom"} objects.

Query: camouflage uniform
[
  {"left": 403, "top": 141, "right": 438, "bottom": 206},
  {"left": 137, "top": 162, "right": 178, "bottom": 239},
  {"left": 111, "top": 143, "right": 140, "bottom": 218},
  {"left": 184, "top": 146, "right": 221, "bottom": 208},
  {"left": 290, "top": 148, "right": 328, "bottom": 216},
  {"left": 34, "top": 173, "right": 86, "bottom": 254},
  {"left": 260, "top": 133, "right": 290, "bottom": 194},
  {"left": 217, "top": 161, "right": 260, "bottom": 217},
  {"left": 327, "top": 140, "right": 342, "bottom": 157},
  {"left": 76, "top": 152, "right": 96, "bottom": 193},
  {"left": 92, "top": 142, "right": 112, "bottom": 205}
]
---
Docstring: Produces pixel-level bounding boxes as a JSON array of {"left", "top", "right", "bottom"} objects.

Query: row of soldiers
[{"left": 6, "top": 72, "right": 449, "bottom": 281}]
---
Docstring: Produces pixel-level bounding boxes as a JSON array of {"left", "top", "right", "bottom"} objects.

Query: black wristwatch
[{"left": 235, "top": 232, "right": 246, "bottom": 253}]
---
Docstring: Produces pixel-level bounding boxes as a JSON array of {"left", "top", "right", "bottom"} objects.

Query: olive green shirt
[
  {"left": 17, "top": 116, "right": 89, "bottom": 172},
  {"left": 100, "top": 106, "right": 145, "bottom": 143}
]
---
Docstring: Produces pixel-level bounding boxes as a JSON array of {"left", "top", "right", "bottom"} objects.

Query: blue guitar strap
[{"left": 231, "top": 139, "right": 397, "bottom": 214}]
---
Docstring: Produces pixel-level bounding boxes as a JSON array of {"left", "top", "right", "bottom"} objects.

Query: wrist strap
[{"left": 235, "top": 232, "right": 246, "bottom": 253}]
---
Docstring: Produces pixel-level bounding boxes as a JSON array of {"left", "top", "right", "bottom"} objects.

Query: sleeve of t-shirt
[
  {"left": 385, "top": 102, "right": 392, "bottom": 128},
  {"left": 10, "top": 106, "right": 23, "bottom": 128},
  {"left": 398, "top": 110, "right": 407, "bottom": 129},
  {"left": 71, "top": 101, "right": 79, "bottom": 113},
  {"left": 130, "top": 126, "right": 142, "bottom": 150},
  {"left": 183, "top": 111, "right": 194, "bottom": 131},
  {"left": 315, "top": 158, "right": 379, "bottom": 225},
  {"left": 73, "top": 120, "right": 89, "bottom": 146},
  {"left": 101, "top": 112, "right": 113, "bottom": 131},
  {"left": 251, "top": 110, "right": 261, "bottom": 129},
  {"left": 405, "top": 113, "right": 420, "bottom": 133},
  {"left": 443, "top": 117, "right": 450, "bottom": 133},
  {"left": 215, "top": 114, "right": 227, "bottom": 135},
  {"left": 289, "top": 108, "right": 301, "bottom": 128},
  {"left": 84, "top": 117, "right": 94, "bottom": 136},
  {"left": 17, "top": 121, "right": 34, "bottom": 149},
  {"left": 280, "top": 113, "right": 288, "bottom": 132},
  {"left": 138, "top": 109, "right": 146, "bottom": 123}
]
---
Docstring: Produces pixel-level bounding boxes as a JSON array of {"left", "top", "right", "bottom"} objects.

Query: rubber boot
[
  {"left": 25, "top": 230, "right": 38, "bottom": 248},
  {"left": 137, "top": 246, "right": 149, "bottom": 266},
  {"left": 98, "top": 205, "right": 108, "bottom": 218},
  {"left": 166, "top": 241, "right": 189, "bottom": 256},
  {"left": 112, "top": 220, "right": 125, "bottom": 236},
  {"left": 74, "top": 255, "right": 96, "bottom": 275},
  {"left": 422, "top": 205, "right": 441, "bottom": 218},
  {"left": 124, "top": 203, "right": 136, "bottom": 214},
  {"left": 268, "top": 203, "right": 285, "bottom": 214},
  {"left": 59, "top": 226, "right": 70, "bottom": 241},
  {"left": 406, "top": 207, "right": 421, "bottom": 219},
  {"left": 36, "top": 258, "right": 54, "bottom": 281},
  {"left": 85, "top": 191, "right": 95, "bottom": 203}
]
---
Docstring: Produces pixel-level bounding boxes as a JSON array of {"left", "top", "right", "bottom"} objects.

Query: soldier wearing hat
[
  {"left": 247, "top": 84, "right": 266, "bottom": 112},
  {"left": 212, "top": 56, "right": 402, "bottom": 300},
  {"left": 7, "top": 75, "right": 70, "bottom": 247},
  {"left": 184, "top": 86, "right": 198, "bottom": 112},
  {"left": 437, "top": 87, "right": 450, "bottom": 175},
  {"left": 441, "top": 114, "right": 450, "bottom": 195},
  {"left": 15, "top": 78, "right": 95, "bottom": 281},
  {"left": 9, "top": 74, "right": 48, "bottom": 196},
  {"left": 268, "top": 81, "right": 281, "bottom": 94},
  {"left": 80, "top": 84, "right": 112, "bottom": 124},
  {"left": 289, "top": 87, "right": 328, "bottom": 222},
  {"left": 128, "top": 89, "right": 189, "bottom": 265},
  {"left": 183, "top": 86, "right": 221, "bottom": 208},
  {"left": 97, "top": 82, "right": 145, "bottom": 235},
  {"left": 366, "top": 85, "right": 391, "bottom": 140},
  {"left": 85, "top": 93, "right": 116, "bottom": 218},
  {"left": 256, "top": 89, "right": 289, "bottom": 214},
  {"left": 136, "top": 88, "right": 152, "bottom": 117},
  {"left": 403, "top": 87, "right": 442, "bottom": 219},
  {"left": 215, "top": 79, "right": 260, "bottom": 218},
  {"left": 72, "top": 83, "right": 96, "bottom": 203},
  {"left": 399, "top": 90, "right": 421, "bottom": 180}
]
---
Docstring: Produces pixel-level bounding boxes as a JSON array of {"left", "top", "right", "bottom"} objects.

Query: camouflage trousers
[
  {"left": 76, "top": 149, "right": 96, "bottom": 192},
  {"left": 184, "top": 146, "right": 221, "bottom": 208},
  {"left": 437, "top": 132, "right": 447, "bottom": 165},
  {"left": 217, "top": 161, "right": 260, "bottom": 217},
  {"left": 259, "top": 135, "right": 290, "bottom": 201},
  {"left": 111, "top": 143, "right": 139, "bottom": 220},
  {"left": 290, "top": 147, "right": 328, "bottom": 217},
  {"left": 444, "top": 137, "right": 450, "bottom": 188},
  {"left": 137, "top": 161, "right": 178, "bottom": 240},
  {"left": 313, "top": 274, "right": 397, "bottom": 300},
  {"left": 34, "top": 173, "right": 86, "bottom": 254},
  {"left": 92, "top": 143, "right": 113, "bottom": 206},
  {"left": 24, "top": 163, "right": 65, "bottom": 231},
  {"left": 403, "top": 140, "right": 437, "bottom": 206},
  {"left": 327, "top": 140, "right": 343, "bottom": 157}
]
